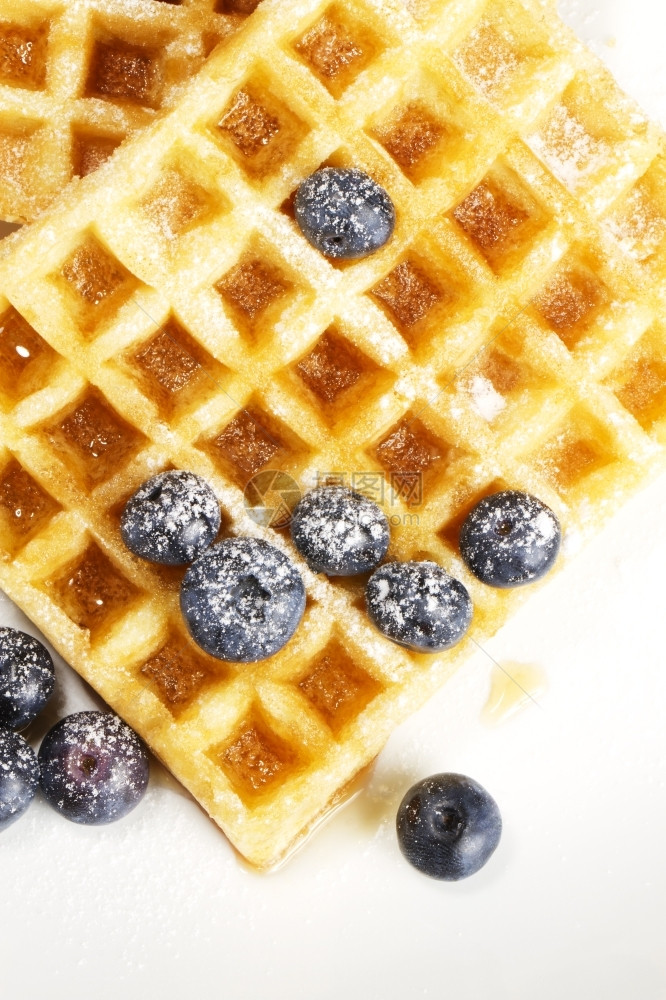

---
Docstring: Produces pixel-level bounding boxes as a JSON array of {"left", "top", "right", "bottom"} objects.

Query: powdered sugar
[
  {"left": 290, "top": 487, "right": 390, "bottom": 576},
  {"left": 366, "top": 560, "right": 473, "bottom": 652},
  {"left": 0, "top": 727, "right": 38, "bottom": 826},
  {"left": 457, "top": 22, "right": 519, "bottom": 95},
  {"left": 529, "top": 104, "right": 606, "bottom": 190},
  {"left": 120, "top": 470, "right": 221, "bottom": 566},
  {"left": 294, "top": 167, "right": 395, "bottom": 259},
  {"left": 38, "top": 711, "right": 149, "bottom": 825},
  {"left": 468, "top": 375, "right": 507, "bottom": 422},
  {"left": 0, "top": 627, "right": 54, "bottom": 729},
  {"left": 180, "top": 537, "right": 306, "bottom": 662},
  {"left": 460, "top": 491, "right": 561, "bottom": 587}
]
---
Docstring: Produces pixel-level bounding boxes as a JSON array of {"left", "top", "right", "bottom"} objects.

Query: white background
[{"left": 2, "top": 2, "right": 666, "bottom": 998}]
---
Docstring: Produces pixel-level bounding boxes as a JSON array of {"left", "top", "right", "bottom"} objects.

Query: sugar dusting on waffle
[{"left": 0, "top": 0, "right": 263, "bottom": 223}]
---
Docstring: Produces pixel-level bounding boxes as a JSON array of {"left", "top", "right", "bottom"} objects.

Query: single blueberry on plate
[
  {"left": 366, "top": 560, "right": 472, "bottom": 652},
  {"left": 121, "top": 470, "right": 221, "bottom": 566},
  {"left": 459, "top": 489, "right": 561, "bottom": 588},
  {"left": 0, "top": 725, "right": 39, "bottom": 831},
  {"left": 294, "top": 167, "right": 395, "bottom": 260},
  {"left": 180, "top": 537, "right": 306, "bottom": 662},
  {"left": 290, "top": 486, "right": 390, "bottom": 576},
  {"left": 0, "top": 626, "right": 55, "bottom": 730},
  {"left": 396, "top": 773, "right": 502, "bottom": 880},
  {"left": 39, "top": 711, "right": 150, "bottom": 825}
]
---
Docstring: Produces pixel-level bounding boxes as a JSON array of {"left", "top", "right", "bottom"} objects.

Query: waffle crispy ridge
[
  {"left": 0, "top": 0, "right": 665, "bottom": 867},
  {"left": 0, "top": 0, "right": 262, "bottom": 223}
]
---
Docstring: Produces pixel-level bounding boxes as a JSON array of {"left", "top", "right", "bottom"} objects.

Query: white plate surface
[{"left": 2, "top": 3, "right": 666, "bottom": 998}]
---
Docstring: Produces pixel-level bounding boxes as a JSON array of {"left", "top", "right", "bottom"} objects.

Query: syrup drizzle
[{"left": 482, "top": 661, "right": 547, "bottom": 725}]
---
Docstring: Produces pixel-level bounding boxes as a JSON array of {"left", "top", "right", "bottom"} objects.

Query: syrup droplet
[{"left": 482, "top": 662, "right": 547, "bottom": 726}]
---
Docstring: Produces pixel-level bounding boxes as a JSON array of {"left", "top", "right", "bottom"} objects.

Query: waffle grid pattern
[
  {"left": 0, "top": 0, "right": 665, "bottom": 867},
  {"left": 0, "top": 0, "right": 261, "bottom": 223}
]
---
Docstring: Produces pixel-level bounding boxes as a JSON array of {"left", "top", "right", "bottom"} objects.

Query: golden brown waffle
[
  {"left": 0, "top": 0, "right": 665, "bottom": 868},
  {"left": 0, "top": 0, "right": 262, "bottom": 223}
]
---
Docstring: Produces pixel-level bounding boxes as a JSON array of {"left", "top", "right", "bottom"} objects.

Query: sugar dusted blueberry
[
  {"left": 290, "top": 486, "right": 390, "bottom": 576},
  {"left": 459, "top": 490, "right": 561, "bottom": 588},
  {"left": 294, "top": 167, "right": 395, "bottom": 260},
  {"left": 366, "top": 560, "right": 472, "bottom": 652},
  {"left": 121, "top": 469, "right": 221, "bottom": 566},
  {"left": 39, "top": 711, "right": 149, "bottom": 825},
  {"left": 180, "top": 537, "right": 306, "bottom": 662},
  {"left": 0, "top": 626, "right": 55, "bottom": 730},
  {"left": 396, "top": 773, "right": 502, "bottom": 880},
  {"left": 0, "top": 726, "right": 39, "bottom": 831}
]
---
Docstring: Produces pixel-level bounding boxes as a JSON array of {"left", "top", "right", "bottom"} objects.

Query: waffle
[
  {"left": 0, "top": 0, "right": 665, "bottom": 869},
  {"left": 0, "top": 0, "right": 263, "bottom": 223}
]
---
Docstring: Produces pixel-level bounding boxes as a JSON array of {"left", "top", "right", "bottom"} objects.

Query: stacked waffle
[{"left": 0, "top": 0, "right": 665, "bottom": 867}]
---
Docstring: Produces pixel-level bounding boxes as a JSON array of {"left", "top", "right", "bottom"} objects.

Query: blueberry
[
  {"left": 39, "top": 711, "right": 149, "bottom": 825},
  {"left": 366, "top": 560, "right": 472, "bottom": 652},
  {"left": 0, "top": 627, "right": 55, "bottom": 730},
  {"left": 459, "top": 490, "right": 561, "bottom": 588},
  {"left": 396, "top": 773, "right": 502, "bottom": 880},
  {"left": 294, "top": 167, "right": 395, "bottom": 260},
  {"left": 121, "top": 470, "right": 221, "bottom": 566},
  {"left": 180, "top": 537, "right": 306, "bottom": 662},
  {"left": 290, "top": 486, "right": 390, "bottom": 576},
  {"left": 0, "top": 726, "right": 39, "bottom": 831}
]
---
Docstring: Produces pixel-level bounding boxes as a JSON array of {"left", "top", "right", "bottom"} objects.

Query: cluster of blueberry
[
  {"left": 293, "top": 484, "right": 560, "bottom": 653},
  {"left": 0, "top": 627, "right": 149, "bottom": 831},
  {"left": 291, "top": 485, "right": 475, "bottom": 652},
  {"left": 122, "top": 470, "right": 561, "bottom": 655},
  {"left": 120, "top": 470, "right": 308, "bottom": 662},
  {"left": 119, "top": 448, "right": 560, "bottom": 879}
]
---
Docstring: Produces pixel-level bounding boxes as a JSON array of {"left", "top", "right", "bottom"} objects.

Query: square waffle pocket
[
  {"left": 0, "top": 0, "right": 263, "bottom": 223},
  {"left": 1, "top": 0, "right": 666, "bottom": 868}
]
